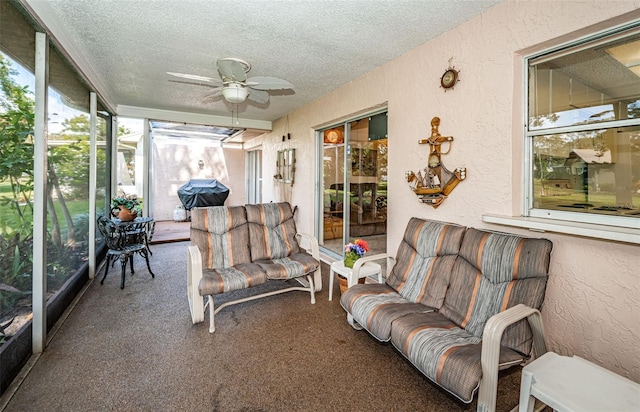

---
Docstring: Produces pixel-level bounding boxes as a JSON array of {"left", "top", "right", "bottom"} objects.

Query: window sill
[{"left": 482, "top": 214, "right": 640, "bottom": 245}]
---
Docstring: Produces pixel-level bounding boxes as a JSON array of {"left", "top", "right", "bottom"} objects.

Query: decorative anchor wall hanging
[{"left": 406, "top": 117, "right": 467, "bottom": 208}]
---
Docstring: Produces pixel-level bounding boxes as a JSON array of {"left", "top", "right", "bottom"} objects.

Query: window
[
  {"left": 0, "top": 1, "right": 114, "bottom": 394},
  {"left": 526, "top": 25, "right": 640, "bottom": 229},
  {"left": 0, "top": 48, "right": 36, "bottom": 350},
  {"left": 47, "top": 44, "right": 93, "bottom": 293}
]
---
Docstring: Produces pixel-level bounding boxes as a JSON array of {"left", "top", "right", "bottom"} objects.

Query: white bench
[{"left": 519, "top": 351, "right": 640, "bottom": 412}]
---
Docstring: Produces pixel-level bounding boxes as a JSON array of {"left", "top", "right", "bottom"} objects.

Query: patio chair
[
  {"left": 144, "top": 220, "right": 155, "bottom": 255},
  {"left": 97, "top": 215, "right": 155, "bottom": 289},
  {"left": 121, "top": 219, "right": 154, "bottom": 255}
]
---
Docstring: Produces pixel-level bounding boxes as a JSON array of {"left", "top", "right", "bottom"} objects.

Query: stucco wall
[
  {"left": 254, "top": 0, "right": 640, "bottom": 381},
  {"left": 152, "top": 139, "right": 245, "bottom": 221}
]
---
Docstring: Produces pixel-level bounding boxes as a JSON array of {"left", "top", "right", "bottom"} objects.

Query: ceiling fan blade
[
  {"left": 168, "top": 79, "right": 221, "bottom": 89},
  {"left": 246, "top": 76, "right": 294, "bottom": 90},
  {"left": 167, "top": 72, "right": 221, "bottom": 84},
  {"left": 248, "top": 88, "right": 270, "bottom": 104},
  {"left": 203, "top": 90, "right": 223, "bottom": 103},
  {"left": 217, "top": 59, "right": 247, "bottom": 82}
]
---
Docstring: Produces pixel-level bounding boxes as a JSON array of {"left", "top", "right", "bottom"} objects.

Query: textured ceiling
[{"left": 23, "top": 0, "right": 502, "bottom": 126}]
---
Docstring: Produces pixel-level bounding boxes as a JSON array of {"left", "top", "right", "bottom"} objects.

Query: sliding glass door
[
  {"left": 318, "top": 111, "right": 388, "bottom": 259},
  {"left": 321, "top": 125, "right": 346, "bottom": 256}
]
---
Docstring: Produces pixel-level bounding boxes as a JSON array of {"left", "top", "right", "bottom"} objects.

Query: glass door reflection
[{"left": 319, "top": 112, "right": 388, "bottom": 259}]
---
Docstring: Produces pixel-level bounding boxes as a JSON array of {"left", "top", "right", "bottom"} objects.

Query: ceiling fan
[{"left": 167, "top": 57, "right": 294, "bottom": 105}]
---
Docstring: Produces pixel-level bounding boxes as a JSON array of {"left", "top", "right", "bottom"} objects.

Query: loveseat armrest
[
  {"left": 187, "top": 245, "right": 205, "bottom": 324},
  {"left": 352, "top": 253, "right": 396, "bottom": 283},
  {"left": 477, "top": 304, "right": 548, "bottom": 412},
  {"left": 296, "top": 232, "right": 322, "bottom": 292}
]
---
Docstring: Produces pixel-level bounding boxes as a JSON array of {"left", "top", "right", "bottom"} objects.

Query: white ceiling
[{"left": 23, "top": 0, "right": 502, "bottom": 128}]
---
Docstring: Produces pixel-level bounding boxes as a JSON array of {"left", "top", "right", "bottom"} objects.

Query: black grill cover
[{"left": 177, "top": 179, "right": 230, "bottom": 210}]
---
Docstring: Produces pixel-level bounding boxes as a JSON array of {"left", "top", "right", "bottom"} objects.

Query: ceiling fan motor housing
[{"left": 222, "top": 83, "right": 249, "bottom": 103}]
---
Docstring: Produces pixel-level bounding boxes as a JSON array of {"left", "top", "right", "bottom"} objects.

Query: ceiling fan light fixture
[{"left": 221, "top": 83, "right": 248, "bottom": 103}]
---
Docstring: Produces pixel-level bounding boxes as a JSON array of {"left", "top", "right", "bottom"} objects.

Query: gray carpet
[{"left": 3, "top": 241, "right": 523, "bottom": 412}]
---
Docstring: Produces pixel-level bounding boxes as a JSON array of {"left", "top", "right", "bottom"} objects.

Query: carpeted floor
[{"left": 2, "top": 241, "right": 523, "bottom": 412}]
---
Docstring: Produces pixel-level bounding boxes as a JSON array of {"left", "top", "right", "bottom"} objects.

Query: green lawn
[
  {"left": 0, "top": 183, "right": 14, "bottom": 195},
  {"left": 0, "top": 195, "right": 91, "bottom": 236}
]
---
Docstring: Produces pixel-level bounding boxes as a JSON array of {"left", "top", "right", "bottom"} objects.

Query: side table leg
[
  {"left": 518, "top": 367, "right": 537, "bottom": 412},
  {"left": 329, "top": 268, "right": 335, "bottom": 301}
]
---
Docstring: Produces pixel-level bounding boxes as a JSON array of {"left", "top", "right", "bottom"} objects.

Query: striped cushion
[
  {"left": 340, "top": 283, "right": 435, "bottom": 341},
  {"left": 254, "top": 252, "right": 319, "bottom": 280},
  {"left": 390, "top": 311, "right": 527, "bottom": 403},
  {"left": 198, "top": 264, "right": 268, "bottom": 295},
  {"left": 190, "top": 206, "right": 252, "bottom": 269},
  {"left": 386, "top": 218, "right": 466, "bottom": 308},
  {"left": 246, "top": 202, "right": 300, "bottom": 261},
  {"left": 440, "top": 228, "right": 552, "bottom": 339}
]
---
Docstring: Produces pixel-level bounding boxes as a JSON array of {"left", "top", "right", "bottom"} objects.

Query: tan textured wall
[
  {"left": 152, "top": 139, "right": 245, "bottom": 221},
  {"left": 255, "top": 0, "right": 640, "bottom": 381}
]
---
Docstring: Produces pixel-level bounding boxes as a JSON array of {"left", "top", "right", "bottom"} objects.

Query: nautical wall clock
[{"left": 440, "top": 58, "right": 460, "bottom": 91}]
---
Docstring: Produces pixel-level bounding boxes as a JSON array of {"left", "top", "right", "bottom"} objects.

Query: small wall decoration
[
  {"left": 275, "top": 148, "right": 295, "bottom": 184},
  {"left": 440, "top": 57, "right": 460, "bottom": 91},
  {"left": 406, "top": 117, "right": 466, "bottom": 208}
]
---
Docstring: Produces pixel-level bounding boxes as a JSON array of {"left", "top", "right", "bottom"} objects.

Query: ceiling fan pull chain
[{"left": 233, "top": 104, "right": 240, "bottom": 125}]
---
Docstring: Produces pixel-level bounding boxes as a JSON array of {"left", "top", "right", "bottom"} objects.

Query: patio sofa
[
  {"left": 340, "top": 217, "right": 552, "bottom": 412},
  {"left": 187, "top": 202, "right": 321, "bottom": 333}
]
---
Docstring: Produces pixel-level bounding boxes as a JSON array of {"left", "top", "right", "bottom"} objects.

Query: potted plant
[
  {"left": 343, "top": 238, "right": 370, "bottom": 268},
  {"left": 338, "top": 238, "right": 371, "bottom": 294},
  {"left": 111, "top": 193, "right": 142, "bottom": 221}
]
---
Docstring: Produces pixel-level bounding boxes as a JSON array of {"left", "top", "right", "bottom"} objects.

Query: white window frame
[{"left": 483, "top": 21, "right": 640, "bottom": 245}]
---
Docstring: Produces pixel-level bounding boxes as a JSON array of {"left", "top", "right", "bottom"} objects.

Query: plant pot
[
  {"left": 338, "top": 275, "right": 366, "bottom": 295},
  {"left": 112, "top": 205, "right": 137, "bottom": 221},
  {"left": 343, "top": 252, "right": 359, "bottom": 268}
]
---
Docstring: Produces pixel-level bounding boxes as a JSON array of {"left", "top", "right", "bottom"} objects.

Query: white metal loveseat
[{"left": 187, "top": 202, "right": 321, "bottom": 333}]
